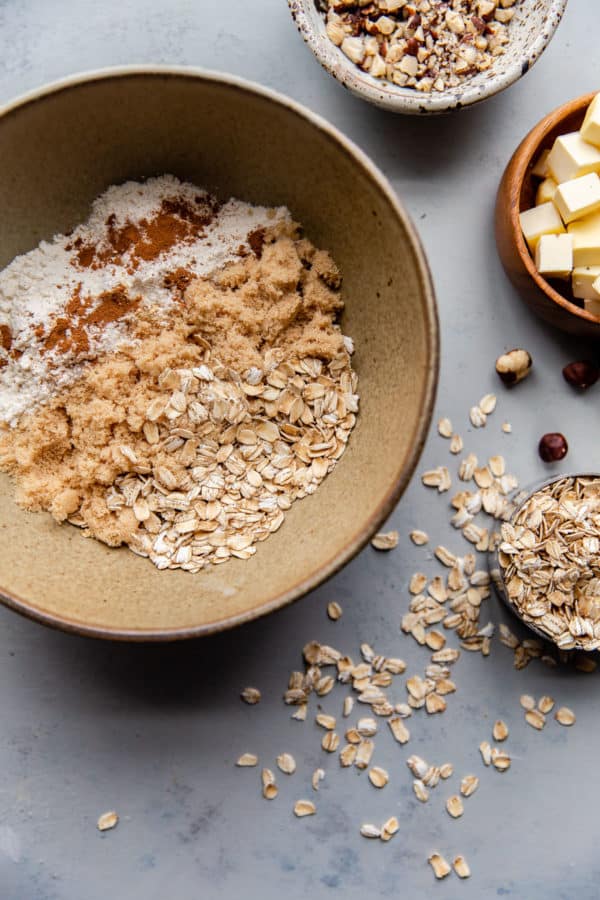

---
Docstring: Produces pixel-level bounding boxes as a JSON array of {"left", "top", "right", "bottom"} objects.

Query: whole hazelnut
[
  {"left": 495, "top": 348, "right": 532, "bottom": 386},
  {"left": 562, "top": 360, "right": 599, "bottom": 390},
  {"left": 538, "top": 433, "right": 568, "bottom": 463}
]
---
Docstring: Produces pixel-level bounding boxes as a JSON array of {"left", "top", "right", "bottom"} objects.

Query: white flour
[{"left": 0, "top": 175, "right": 289, "bottom": 425}]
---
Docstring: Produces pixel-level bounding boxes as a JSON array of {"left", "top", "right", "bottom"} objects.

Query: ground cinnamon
[{"left": 43, "top": 285, "right": 139, "bottom": 356}]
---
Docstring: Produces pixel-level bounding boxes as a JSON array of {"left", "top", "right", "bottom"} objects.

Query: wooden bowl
[
  {"left": 0, "top": 67, "right": 439, "bottom": 641},
  {"left": 495, "top": 92, "right": 600, "bottom": 338}
]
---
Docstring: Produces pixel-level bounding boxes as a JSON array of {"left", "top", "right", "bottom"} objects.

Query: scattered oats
[
  {"left": 294, "top": 800, "right": 316, "bottom": 817},
  {"left": 493, "top": 720, "right": 509, "bottom": 742},
  {"left": 429, "top": 853, "right": 451, "bottom": 880},
  {"left": 394, "top": 703, "right": 412, "bottom": 718},
  {"left": 322, "top": 732, "right": 340, "bottom": 753},
  {"left": 381, "top": 817, "right": 399, "bottom": 842},
  {"left": 312, "top": 768, "right": 325, "bottom": 791},
  {"left": 489, "top": 455, "right": 506, "bottom": 477},
  {"left": 479, "top": 393, "right": 497, "bottom": 414},
  {"left": 440, "top": 763, "right": 454, "bottom": 780},
  {"left": 384, "top": 657, "right": 406, "bottom": 675},
  {"left": 469, "top": 405, "right": 487, "bottom": 428},
  {"left": 446, "top": 795, "right": 464, "bottom": 819},
  {"left": 538, "top": 696, "right": 555, "bottom": 715},
  {"left": 425, "top": 630, "right": 446, "bottom": 652},
  {"left": 357, "top": 717, "right": 378, "bottom": 737},
  {"left": 435, "top": 545, "right": 456, "bottom": 567},
  {"left": 327, "top": 601, "right": 343, "bottom": 621},
  {"left": 97, "top": 811, "right": 119, "bottom": 832},
  {"left": 450, "top": 433, "right": 464, "bottom": 454},
  {"left": 425, "top": 693, "right": 446, "bottom": 715},
  {"left": 292, "top": 704, "right": 308, "bottom": 721},
  {"left": 409, "top": 572, "right": 428, "bottom": 594},
  {"left": 438, "top": 417, "right": 453, "bottom": 438},
  {"left": 491, "top": 749, "right": 511, "bottom": 772},
  {"left": 413, "top": 779, "right": 429, "bottom": 803},
  {"left": 525, "top": 709, "right": 546, "bottom": 731},
  {"left": 453, "top": 855, "right": 471, "bottom": 879},
  {"left": 355, "top": 739, "right": 375, "bottom": 769},
  {"left": 388, "top": 717, "right": 410, "bottom": 744},
  {"left": 407, "top": 755, "right": 429, "bottom": 779},
  {"left": 360, "top": 824, "right": 381, "bottom": 839},
  {"left": 340, "top": 744, "right": 358, "bottom": 767},
  {"left": 422, "top": 466, "right": 452, "bottom": 492},
  {"left": 479, "top": 741, "right": 492, "bottom": 766},
  {"left": 555, "top": 706, "right": 576, "bottom": 726},
  {"left": 262, "top": 768, "right": 278, "bottom": 800},
  {"left": 502, "top": 422, "right": 512, "bottom": 433},
  {"left": 369, "top": 767, "right": 389, "bottom": 789},
  {"left": 241, "top": 687, "right": 261, "bottom": 705},
  {"left": 458, "top": 453, "right": 478, "bottom": 481},
  {"left": 499, "top": 624, "right": 520, "bottom": 650},
  {"left": 432, "top": 648, "right": 460, "bottom": 664},
  {"left": 343, "top": 696, "right": 354, "bottom": 718},
  {"left": 236, "top": 753, "right": 258, "bottom": 767},
  {"left": 316, "top": 713, "right": 336, "bottom": 731},
  {"left": 277, "top": 753, "right": 297, "bottom": 775},
  {"left": 460, "top": 775, "right": 479, "bottom": 797},
  {"left": 410, "top": 529, "right": 430, "bottom": 546},
  {"left": 371, "top": 530, "right": 399, "bottom": 550}
]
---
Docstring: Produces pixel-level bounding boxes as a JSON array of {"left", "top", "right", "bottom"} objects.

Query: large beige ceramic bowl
[{"left": 0, "top": 67, "right": 438, "bottom": 641}]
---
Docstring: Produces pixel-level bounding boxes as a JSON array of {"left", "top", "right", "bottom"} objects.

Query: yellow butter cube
[
  {"left": 519, "top": 202, "right": 565, "bottom": 253},
  {"left": 536, "top": 177, "right": 557, "bottom": 206},
  {"left": 572, "top": 265, "right": 600, "bottom": 300},
  {"left": 553, "top": 173, "right": 600, "bottom": 224},
  {"left": 531, "top": 148, "right": 551, "bottom": 179},
  {"left": 584, "top": 297, "right": 600, "bottom": 318},
  {"left": 547, "top": 132, "right": 600, "bottom": 184},
  {"left": 535, "top": 234, "right": 573, "bottom": 279},
  {"left": 581, "top": 93, "right": 600, "bottom": 149},
  {"left": 568, "top": 210, "right": 600, "bottom": 266}
]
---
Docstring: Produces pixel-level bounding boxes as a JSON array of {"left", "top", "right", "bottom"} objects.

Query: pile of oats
[
  {"left": 323, "top": 0, "right": 521, "bottom": 94},
  {"left": 104, "top": 352, "right": 358, "bottom": 572},
  {"left": 497, "top": 476, "right": 600, "bottom": 651}
]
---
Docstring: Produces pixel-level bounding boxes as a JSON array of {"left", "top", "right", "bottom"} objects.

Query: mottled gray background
[{"left": 0, "top": 1, "right": 598, "bottom": 898}]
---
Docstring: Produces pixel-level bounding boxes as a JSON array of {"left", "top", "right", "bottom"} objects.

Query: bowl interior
[
  {"left": 0, "top": 70, "right": 438, "bottom": 639},
  {"left": 512, "top": 93, "right": 600, "bottom": 323},
  {"left": 289, "top": 0, "right": 566, "bottom": 114}
]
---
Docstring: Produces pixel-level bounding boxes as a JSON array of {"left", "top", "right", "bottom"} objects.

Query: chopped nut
[
  {"left": 496, "top": 349, "right": 532, "bottom": 385},
  {"left": 538, "top": 432, "right": 568, "bottom": 462},
  {"left": 562, "top": 360, "right": 599, "bottom": 390}
]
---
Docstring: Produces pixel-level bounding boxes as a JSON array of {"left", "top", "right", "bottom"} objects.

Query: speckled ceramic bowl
[
  {"left": 288, "top": 0, "right": 567, "bottom": 114},
  {"left": 0, "top": 67, "right": 439, "bottom": 641}
]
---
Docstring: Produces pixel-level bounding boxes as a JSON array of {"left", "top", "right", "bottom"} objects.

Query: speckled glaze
[{"left": 288, "top": 0, "right": 568, "bottom": 115}]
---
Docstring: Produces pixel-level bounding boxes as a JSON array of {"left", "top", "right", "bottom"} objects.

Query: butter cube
[
  {"left": 581, "top": 93, "right": 600, "bottom": 149},
  {"left": 547, "top": 132, "right": 600, "bottom": 184},
  {"left": 536, "top": 177, "right": 558, "bottom": 206},
  {"left": 584, "top": 297, "right": 600, "bottom": 318},
  {"left": 553, "top": 173, "right": 600, "bottom": 224},
  {"left": 535, "top": 234, "right": 573, "bottom": 279},
  {"left": 519, "top": 202, "right": 565, "bottom": 253},
  {"left": 568, "top": 210, "right": 600, "bottom": 266},
  {"left": 531, "top": 148, "right": 551, "bottom": 179},
  {"left": 572, "top": 265, "right": 600, "bottom": 300}
]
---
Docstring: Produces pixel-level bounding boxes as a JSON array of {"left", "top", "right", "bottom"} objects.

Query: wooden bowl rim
[
  {"left": 0, "top": 66, "right": 440, "bottom": 642},
  {"left": 508, "top": 91, "right": 600, "bottom": 326}
]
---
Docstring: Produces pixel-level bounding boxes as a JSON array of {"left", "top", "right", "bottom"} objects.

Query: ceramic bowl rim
[
  {"left": 287, "top": 0, "right": 568, "bottom": 114},
  {"left": 506, "top": 91, "right": 600, "bottom": 328},
  {"left": 0, "top": 65, "right": 439, "bottom": 642}
]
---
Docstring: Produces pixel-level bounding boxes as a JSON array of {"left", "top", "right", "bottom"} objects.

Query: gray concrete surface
[{"left": 0, "top": 1, "right": 598, "bottom": 898}]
